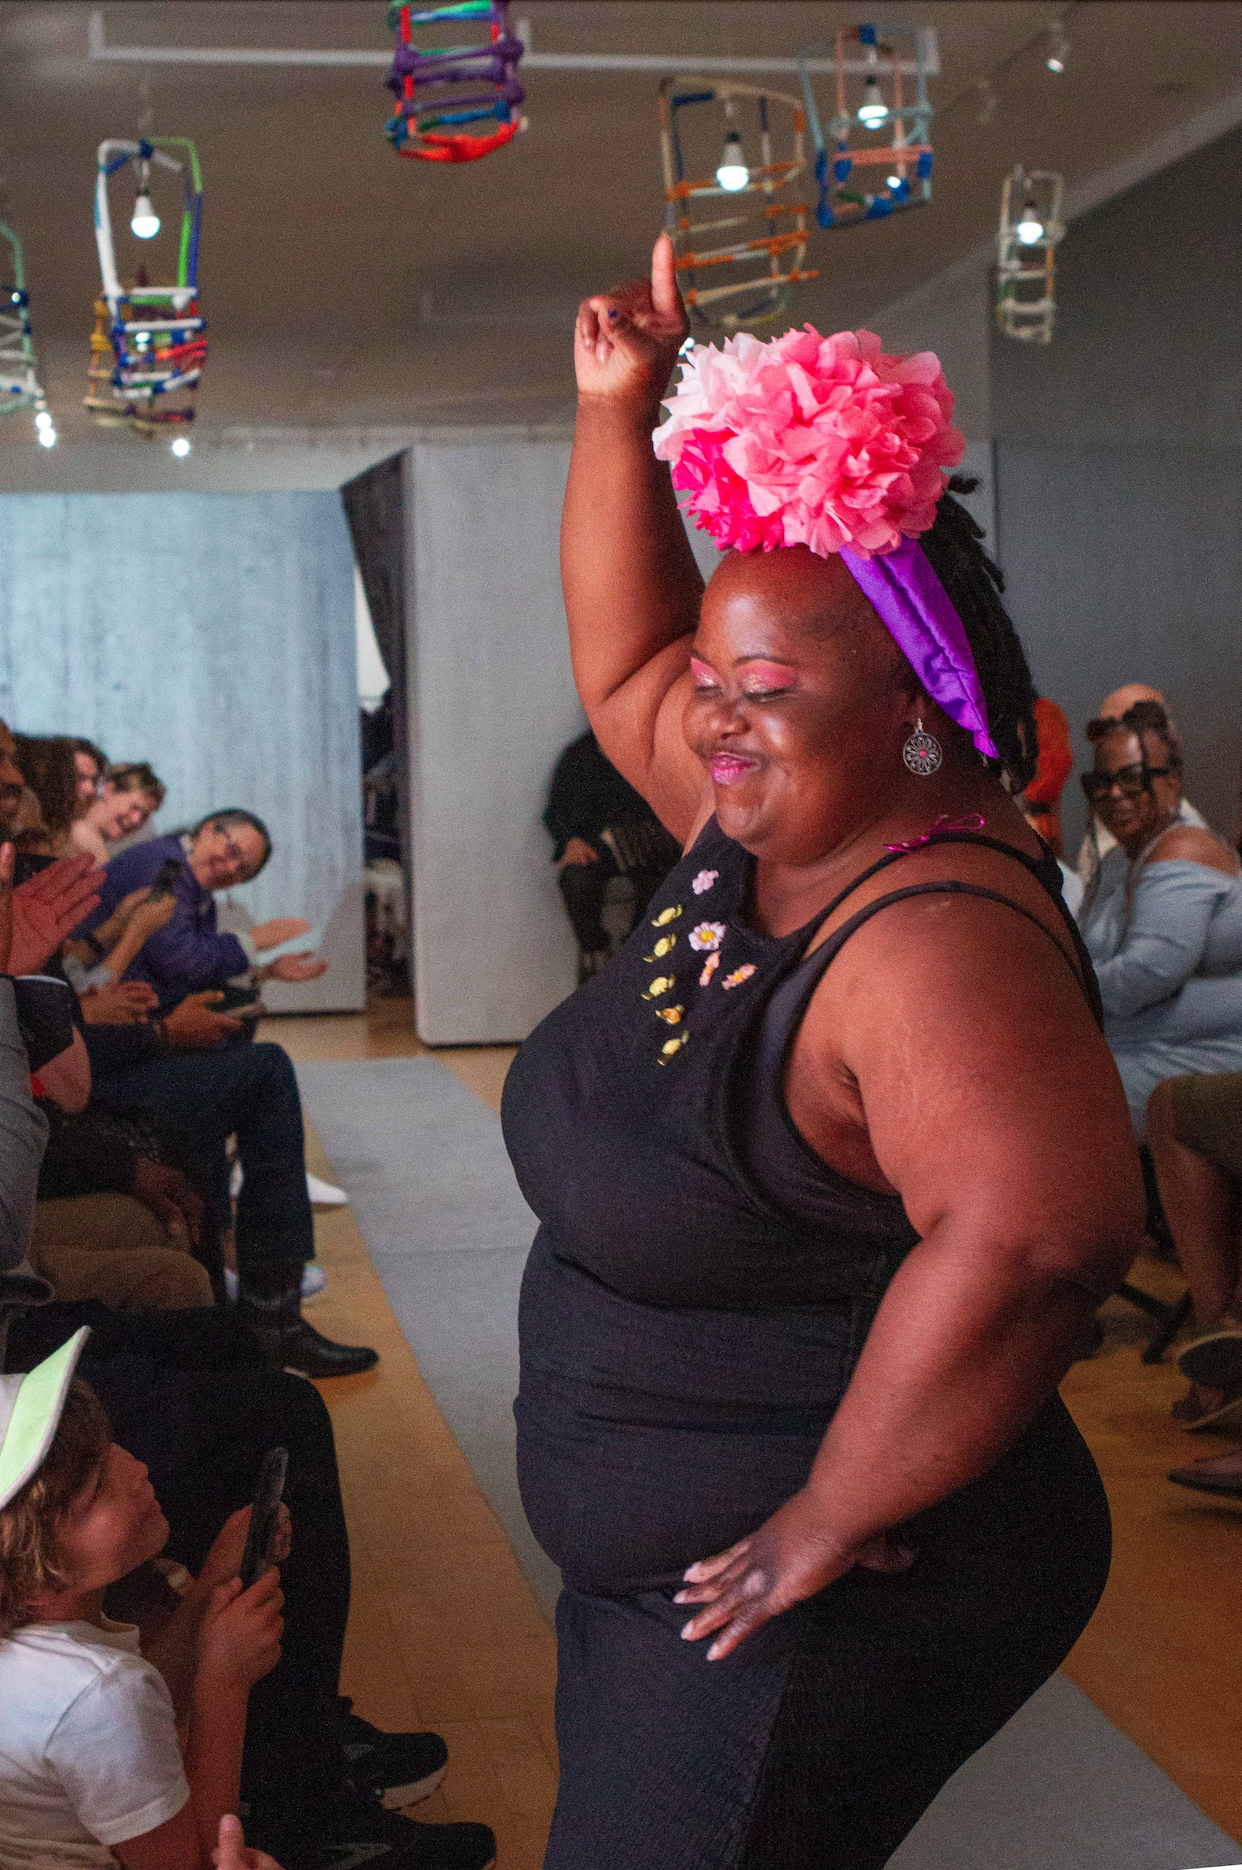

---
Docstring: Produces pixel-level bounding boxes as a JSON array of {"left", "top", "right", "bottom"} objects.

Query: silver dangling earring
[{"left": 902, "top": 718, "right": 942, "bottom": 777}]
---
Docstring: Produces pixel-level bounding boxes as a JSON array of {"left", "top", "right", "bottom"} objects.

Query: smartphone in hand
[{"left": 238, "top": 1448, "right": 289, "bottom": 1589}]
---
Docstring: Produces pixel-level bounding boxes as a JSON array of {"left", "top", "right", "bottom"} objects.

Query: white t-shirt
[{"left": 0, "top": 1618, "right": 189, "bottom": 1867}]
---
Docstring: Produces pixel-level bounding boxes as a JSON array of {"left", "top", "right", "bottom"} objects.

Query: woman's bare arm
[
  {"left": 562, "top": 235, "right": 708, "bottom": 840},
  {"left": 677, "top": 897, "right": 1144, "bottom": 1656}
]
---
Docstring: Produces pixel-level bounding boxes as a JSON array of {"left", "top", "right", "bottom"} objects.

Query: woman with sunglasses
[{"left": 1078, "top": 701, "right": 1242, "bottom": 1138}]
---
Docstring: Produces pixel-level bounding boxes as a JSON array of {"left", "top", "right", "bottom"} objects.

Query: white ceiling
[{"left": 0, "top": 0, "right": 1239, "bottom": 477}]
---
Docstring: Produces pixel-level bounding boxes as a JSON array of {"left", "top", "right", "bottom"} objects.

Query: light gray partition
[
  {"left": 0, "top": 491, "right": 363, "bottom": 1011},
  {"left": 405, "top": 438, "right": 583, "bottom": 1044}
]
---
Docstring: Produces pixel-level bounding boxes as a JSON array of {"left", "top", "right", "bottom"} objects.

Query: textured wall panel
[{"left": 0, "top": 491, "right": 363, "bottom": 1011}]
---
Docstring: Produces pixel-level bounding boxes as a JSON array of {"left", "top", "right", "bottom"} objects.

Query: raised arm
[{"left": 562, "top": 234, "right": 708, "bottom": 840}]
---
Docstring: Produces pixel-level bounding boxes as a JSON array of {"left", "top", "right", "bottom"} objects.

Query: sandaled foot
[
  {"left": 1178, "top": 1321, "right": 1242, "bottom": 1392},
  {"left": 1171, "top": 1380, "right": 1242, "bottom": 1430}
]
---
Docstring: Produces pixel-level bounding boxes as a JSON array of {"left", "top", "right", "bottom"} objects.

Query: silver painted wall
[
  {"left": 0, "top": 491, "right": 364, "bottom": 1011},
  {"left": 404, "top": 439, "right": 584, "bottom": 1044}
]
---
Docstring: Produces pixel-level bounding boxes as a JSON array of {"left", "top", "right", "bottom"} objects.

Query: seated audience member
[
  {"left": 71, "top": 762, "right": 166, "bottom": 866},
  {"left": 0, "top": 1330, "right": 287, "bottom": 1870},
  {"left": 71, "top": 737, "right": 109, "bottom": 806},
  {"left": 1019, "top": 696, "right": 1082, "bottom": 914},
  {"left": 79, "top": 808, "right": 325, "bottom": 1009},
  {"left": 13, "top": 734, "right": 81, "bottom": 857},
  {"left": 1147, "top": 1071, "right": 1242, "bottom": 1437},
  {"left": 1076, "top": 684, "right": 1208, "bottom": 884},
  {"left": 0, "top": 1044, "right": 496, "bottom": 1869},
  {"left": 544, "top": 727, "right": 681, "bottom": 980},
  {"left": 1078, "top": 700, "right": 1242, "bottom": 1137}
]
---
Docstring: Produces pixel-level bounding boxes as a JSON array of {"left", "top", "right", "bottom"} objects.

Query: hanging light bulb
[
  {"left": 1016, "top": 192, "right": 1045, "bottom": 244},
  {"left": 34, "top": 409, "right": 52, "bottom": 431},
  {"left": 37, "top": 425, "right": 57, "bottom": 448},
  {"left": 1046, "top": 21, "right": 1070, "bottom": 72},
  {"left": 858, "top": 73, "right": 889, "bottom": 129},
  {"left": 886, "top": 172, "right": 903, "bottom": 190},
  {"left": 131, "top": 160, "right": 160, "bottom": 239},
  {"left": 716, "top": 128, "right": 749, "bottom": 192},
  {"left": 170, "top": 435, "right": 191, "bottom": 458}
]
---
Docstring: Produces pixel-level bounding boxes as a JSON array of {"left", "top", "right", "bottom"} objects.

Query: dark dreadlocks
[{"left": 919, "top": 475, "right": 1038, "bottom": 794}]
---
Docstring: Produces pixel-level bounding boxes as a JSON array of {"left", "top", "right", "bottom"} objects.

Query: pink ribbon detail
[{"left": 885, "top": 812, "right": 985, "bottom": 855}]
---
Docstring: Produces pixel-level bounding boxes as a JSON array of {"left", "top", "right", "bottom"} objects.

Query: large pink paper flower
[{"left": 652, "top": 327, "right": 964, "bottom": 561}]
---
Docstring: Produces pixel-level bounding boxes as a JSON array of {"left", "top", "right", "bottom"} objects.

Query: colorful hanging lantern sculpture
[
  {"left": 658, "top": 79, "right": 817, "bottom": 333},
  {"left": 996, "top": 166, "right": 1064, "bottom": 344},
  {"left": 86, "top": 137, "right": 206, "bottom": 436},
  {"left": 0, "top": 224, "right": 49, "bottom": 432},
  {"left": 797, "top": 23, "right": 933, "bottom": 230},
  {"left": 385, "top": 1, "right": 527, "bottom": 163}
]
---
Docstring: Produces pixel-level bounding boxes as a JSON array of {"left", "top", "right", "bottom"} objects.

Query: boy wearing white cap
[{"left": 0, "top": 1329, "right": 285, "bottom": 1870}]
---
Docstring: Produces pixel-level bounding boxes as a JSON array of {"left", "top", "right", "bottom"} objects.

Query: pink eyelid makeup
[{"left": 690, "top": 656, "right": 800, "bottom": 694}]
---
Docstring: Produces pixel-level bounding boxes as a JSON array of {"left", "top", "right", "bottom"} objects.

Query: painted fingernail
[
  {"left": 707, "top": 1642, "right": 723, "bottom": 1661},
  {"left": 680, "top": 1621, "right": 696, "bottom": 1640},
  {"left": 673, "top": 1591, "right": 688, "bottom": 1603},
  {"left": 606, "top": 308, "right": 619, "bottom": 321}
]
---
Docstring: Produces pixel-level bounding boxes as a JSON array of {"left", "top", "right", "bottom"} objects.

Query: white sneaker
[
  {"left": 224, "top": 1265, "right": 327, "bottom": 1302},
  {"left": 307, "top": 1173, "right": 348, "bottom": 1207}
]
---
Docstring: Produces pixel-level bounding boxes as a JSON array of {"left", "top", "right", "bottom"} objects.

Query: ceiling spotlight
[
  {"left": 34, "top": 409, "right": 52, "bottom": 431},
  {"left": 170, "top": 435, "right": 191, "bottom": 458},
  {"left": 37, "top": 425, "right": 57, "bottom": 448},
  {"left": 716, "top": 128, "right": 749, "bottom": 192},
  {"left": 1046, "top": 21, "right": 1070, "bottom": 72},
  {"left": 858, "top": 73, "right": 889, "bottom": 129}
]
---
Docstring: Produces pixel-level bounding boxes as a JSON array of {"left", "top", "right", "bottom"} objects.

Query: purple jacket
[{"left": 77, "top": 833, "right": 250, "bottom": 1010}]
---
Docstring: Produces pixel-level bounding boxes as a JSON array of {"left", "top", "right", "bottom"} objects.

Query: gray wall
[
  {"left": 0, "top": 491, "right": 364, "bottom": 1011},
  {"left": 404, "top": 439, "right": 584, "bottom": 1044},
  {"left": 992, "top": 122, "right": 1242, "bottom": 851}
]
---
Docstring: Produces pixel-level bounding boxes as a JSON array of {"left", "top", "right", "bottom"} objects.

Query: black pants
[
  {"left": 90, "top": 1041, "right": 314, "bottom": 1272},
  {"left": 8, "top": 1304, "right": 351, "bottom": 1821},
  {"left": 558, "top": 859, "right": 668, "bottom": 954}
]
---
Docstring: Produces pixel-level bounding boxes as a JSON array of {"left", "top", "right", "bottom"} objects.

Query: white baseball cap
[{"left": 0, "top": 1329, "right": 91, "bottom": 1513}]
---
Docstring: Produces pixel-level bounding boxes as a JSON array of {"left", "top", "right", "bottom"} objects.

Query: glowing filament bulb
[
  {"left": 716, "top": 129, "right": 749, "bottom": 192},
  {"left": 858, "top": 74, "right": 889, "bottom": 129}
]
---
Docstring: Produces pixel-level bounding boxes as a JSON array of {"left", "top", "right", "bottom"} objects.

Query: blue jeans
[{"left": 90, "top": 1040, "right": 313, "bottom": 1271}]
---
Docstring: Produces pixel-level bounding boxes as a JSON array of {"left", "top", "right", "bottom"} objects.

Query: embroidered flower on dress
[
  {"left": 688, "top": 921, "right": 726, "bottom": 953},
  {"left": 652, "top": 905, "right": 682, "bottom": 927},
  {"left": 643, "top": 975, "right": 675, "bottom": 1000},
  {"left": 721, "top": 964, "right": 757, "bottom": 990},
  {"left": 692, "top": 869, "right": 719, "bottom": 895},
  {"left": 656, "top": 1005, "right": 685, "bottom": 1025},
  {"left": 699, "top": 951, "right": 721, "bottom": 988},
  {"left": 658, "top": 1033, "right": 688, "bottom": 1063},
  {"left": 646, "top": 935, "right": 676, "bottom": 961}
]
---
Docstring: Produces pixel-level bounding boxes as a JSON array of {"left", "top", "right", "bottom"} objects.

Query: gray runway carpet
[{"left": 296, "top": 1054, "right": 1240, "bottom": 1870}]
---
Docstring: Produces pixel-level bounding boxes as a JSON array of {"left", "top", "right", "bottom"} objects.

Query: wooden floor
[{"left": 263, "top": 997, "right": 1242, "bottom": 1863}]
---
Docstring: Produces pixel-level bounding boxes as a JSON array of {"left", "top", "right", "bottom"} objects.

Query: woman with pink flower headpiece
[{"left": 501, "top": 237, "right": 1143, "bottom": 1869}]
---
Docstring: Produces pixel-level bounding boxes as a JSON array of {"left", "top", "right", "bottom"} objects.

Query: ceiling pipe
[{"left": 87, "top": 11, "right": 939, "bottom": 78}]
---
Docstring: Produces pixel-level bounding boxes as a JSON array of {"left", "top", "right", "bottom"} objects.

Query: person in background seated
[
  {"left": 1078, "top": 700, "right": 1242, "bottom": 1137},
  {"left": 544, "top": 728, "right": 682, "bottom": 980},
  {"left": 1076, "top": 684, "right": 1207, "bottom": 885},
  {"left": 70, "top": 738, "right": 109, "bottom": 807},
  {"left": 13, "top": 734, "right": 81, "bottom": 857},
  {"left": 0, "top": 1331, "right": 287, "bottom": 1870},
  {"left": 1019, "top": 696, "right": 1082, "bottom": 914},
  {"left": 71, "top": 763, "right": 166, "bottom": 866},
  {"left": 77, "top": 809, "right": 325, "bottom": 1012}
]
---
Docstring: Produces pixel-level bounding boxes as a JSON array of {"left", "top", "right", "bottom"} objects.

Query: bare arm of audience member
[
  {"left": 249, "top": 917, "right": 311, "bottom": 951},
  {"left": 97, "top": 890, "right": 178, "bottom": 983},
  {"left": 10, "top": 853, "right": 103, "bottom": 975},
  {"left": 66, "top": 886, "right": 152, "bottom": 960},
  {"left": 255, "top": 953, "right": 327, "bottom": 984}
]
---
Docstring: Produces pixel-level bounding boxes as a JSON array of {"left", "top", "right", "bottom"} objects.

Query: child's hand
[
  {"left": 197, "top": 1571, "right": 284, "bottom": 1690},
  {"left": 214, "top": 1812, "right": 285, "bottom": 1869},
  {"left": 198, "top": 1504, "right": 292, "bottom": 1592}
]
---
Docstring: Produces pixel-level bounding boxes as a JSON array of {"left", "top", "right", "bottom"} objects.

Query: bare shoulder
[{"left": 1147, "top": 824, "right": 1240, "bottom": 876}]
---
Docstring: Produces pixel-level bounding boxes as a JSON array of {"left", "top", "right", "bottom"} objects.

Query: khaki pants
[{"left": 32, "top": 1194, "right": 214, "bottom": 1312}]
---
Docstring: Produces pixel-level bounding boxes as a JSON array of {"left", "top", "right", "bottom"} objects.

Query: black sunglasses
[{"left": 1081, "top": 762, "right": 1176, "bottom": 803}]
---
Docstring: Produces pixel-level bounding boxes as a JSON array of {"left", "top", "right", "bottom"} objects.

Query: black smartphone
[
  {"left": 238, "top": 1447, "right": 288, "bottom": 1589},
  {"left": 213, "top": 982, "right": 261, "bottom": 1015},
  {"left": 146, "top": 858, "right": 184, "bottom": 903}
]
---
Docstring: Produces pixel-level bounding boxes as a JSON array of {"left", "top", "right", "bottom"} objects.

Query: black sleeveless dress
[{"left": 502, "top": 819, "right": 1111, "bottom": 1870}]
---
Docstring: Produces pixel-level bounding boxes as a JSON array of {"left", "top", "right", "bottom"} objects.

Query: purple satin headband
[{"left": 840, "top": 539, "right": 998, "bottom": 761}]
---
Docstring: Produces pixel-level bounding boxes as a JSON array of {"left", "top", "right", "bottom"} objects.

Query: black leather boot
[{"left": 238, "top": 1265, "right": 379, "bottom": 1378}]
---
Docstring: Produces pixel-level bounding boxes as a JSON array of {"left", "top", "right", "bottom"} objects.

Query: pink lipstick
[{"left": 710, "top": 753, "right": 759, "bottom": 785}]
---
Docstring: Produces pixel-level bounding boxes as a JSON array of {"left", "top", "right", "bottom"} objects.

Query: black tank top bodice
[
  {"left": 504, "top": 817, "right": 1096, "bottom": 1593},
  {"left": 503, "top": 815, "right": 1091, "bottom": 1311}
]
